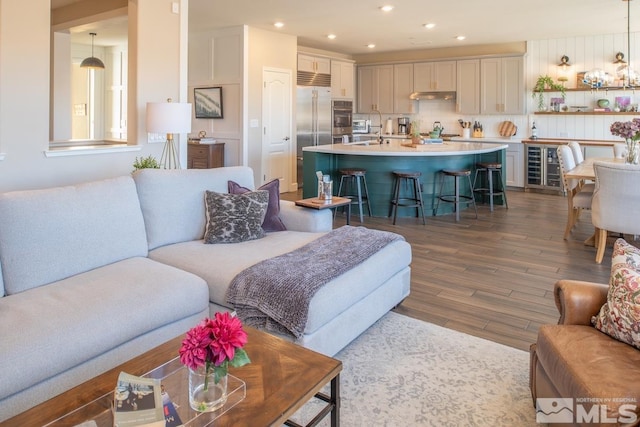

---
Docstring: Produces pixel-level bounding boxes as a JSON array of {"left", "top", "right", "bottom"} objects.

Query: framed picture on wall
[{"left": 194, "top": 87, "right": 223, "bottom": 119}]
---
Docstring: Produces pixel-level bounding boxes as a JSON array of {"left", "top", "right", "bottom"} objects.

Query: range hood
[{"left": 409, "top": 91, "right": 456, "bottom": 101}]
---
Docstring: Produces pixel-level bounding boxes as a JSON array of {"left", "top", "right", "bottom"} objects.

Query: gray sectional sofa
[{"left": 0, "top": 166, "right": 411, "bottom": 421}]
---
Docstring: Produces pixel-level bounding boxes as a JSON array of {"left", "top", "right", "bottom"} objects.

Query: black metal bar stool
[
  {"left": 472, "top": 162, "right": 508, "bottom": 212},
  {"left": 434, "top": 169, "right": 478, "bottom": 222},
  {"left": 389, "top": 171, "right": 426, "bottom": 225},
  {"left": 336, "top": 168, "right": 372, "bottom": 223}
]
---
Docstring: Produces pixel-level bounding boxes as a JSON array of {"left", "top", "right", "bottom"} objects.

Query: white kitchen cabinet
[
  {"left": 298, "top": 54, "right": 331, "bottom": 74},
  {"left": 505, "top": 142, "right": 524, "bottom": 187},
  {"left": 481, "top": 57, "right": 524, "bottom": 115},
  {"left": 393, "top": 63, "right": 417, "bottom": 114},
  {"left": 331, "top": 60, "right": 354, "bottom": 99},
  {"left": 413, "top": 61, "right": 456, "bottom": 92},
  {"left": 357, "top": 65, "right": 394, "bottom": 113},
  {"left": 456, "top": 59, "right": 480, "bottom": 114}
]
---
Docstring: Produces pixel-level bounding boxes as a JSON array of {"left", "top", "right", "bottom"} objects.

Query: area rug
[{"left": 289, "top": 312, "right": 536, "bottom": 426}]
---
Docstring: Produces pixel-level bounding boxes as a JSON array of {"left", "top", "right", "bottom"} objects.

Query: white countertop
[
  {"left": 449, "top": 136, "right": 524, "bottom": 144},
  {"left": 303, "top": 139, "right": 508, "bottom": 157}
]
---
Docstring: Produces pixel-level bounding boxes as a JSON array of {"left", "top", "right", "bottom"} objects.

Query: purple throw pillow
[{"left": 228, "top": 179, "right": 287, "bottom": 232}]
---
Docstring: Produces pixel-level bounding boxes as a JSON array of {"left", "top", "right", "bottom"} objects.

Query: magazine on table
[{"left": 113, "top": 372, "right": 164, "bottom": 427}]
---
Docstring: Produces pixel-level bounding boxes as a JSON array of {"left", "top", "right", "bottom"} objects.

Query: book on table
[{"left": 113, "top": 372, "right": 164, "bottom": 427}]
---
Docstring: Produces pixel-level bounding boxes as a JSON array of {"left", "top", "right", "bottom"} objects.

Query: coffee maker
[{"left": 398, "top": 117, "right": 410, "bottom": 135}]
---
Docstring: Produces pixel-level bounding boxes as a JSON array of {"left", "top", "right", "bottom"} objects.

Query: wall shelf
[
  {"left": 534, "top": 111, "right": 640, "bottom": 115},
  {"left": 535, "top": 87, "right": 637, "bottom": 93}
]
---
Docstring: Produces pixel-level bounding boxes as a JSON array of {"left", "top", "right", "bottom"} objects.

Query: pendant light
[
  {"left": 615, "top": 0, "right": 638, "bottom": 88},
  {"left": 80, "top": 32, "right": 105, "bottom": 70}
]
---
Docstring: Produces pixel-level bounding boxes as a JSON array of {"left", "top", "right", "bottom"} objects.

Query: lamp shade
[{"left": 146, "top": 101, "right": 192, "bottom": 134}]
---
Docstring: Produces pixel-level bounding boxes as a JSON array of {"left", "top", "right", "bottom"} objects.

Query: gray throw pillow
[{"left": 204, "top": 190, "right": 269, "bottom": 244}]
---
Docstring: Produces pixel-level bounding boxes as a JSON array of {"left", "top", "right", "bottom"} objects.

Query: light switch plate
[
  {"left": 148, "top": 133, "right": 165, "bottom": 143},
  {"left": 171, "top": 2, "right": 179, "bottom": 13},
  {"left": 250, "top": 119, "right": 259, "bottom": 128}
]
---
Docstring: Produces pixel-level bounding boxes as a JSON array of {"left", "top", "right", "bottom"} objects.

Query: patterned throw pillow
[
  {"left": 204, "top": 190, "right": 269, "bottom": 244},
  {"left": 228, "top": 179, "right": 286, "bottom": 232},
  {"left": 591, "top": 239, "right": 640, "bottom": 349}
]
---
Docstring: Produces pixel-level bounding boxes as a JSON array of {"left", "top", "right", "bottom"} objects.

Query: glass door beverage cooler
[{"left": 525, "top": 144, "right": 562, "bottom": 190}]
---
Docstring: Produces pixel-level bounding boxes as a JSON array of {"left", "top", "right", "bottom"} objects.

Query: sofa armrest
[
  {"left": 554, "top": 279, "right": 609, "bottom": 326},
  {"left": 278, "top": 200, "right": 333, "bottom": 232}
]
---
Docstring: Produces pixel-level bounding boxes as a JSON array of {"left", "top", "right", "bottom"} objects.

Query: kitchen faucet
[{"left": 369, "top": 109, "right": 383, "bottom": 144}]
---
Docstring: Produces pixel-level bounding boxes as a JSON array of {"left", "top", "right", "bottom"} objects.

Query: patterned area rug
[{"left": 289, "top": 312, "right": 536, "bottom": 426}]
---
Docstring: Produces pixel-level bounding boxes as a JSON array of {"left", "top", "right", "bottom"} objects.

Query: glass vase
[
  {"left": 188, "top": 366, "right": 228, "bottom": 412},
  {"left": 626, "top": 139, "right": 639, "bottom": 165}
]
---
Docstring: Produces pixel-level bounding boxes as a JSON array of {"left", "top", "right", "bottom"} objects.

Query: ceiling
[
  {"left": 54, "top": 0, "right": 634, "bottom": 56},
  {"left": 189, "top": 0, "right": 633, "bottom": 56}
]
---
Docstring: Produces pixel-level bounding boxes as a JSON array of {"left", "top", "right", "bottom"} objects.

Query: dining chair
[
  {"left": 591, "top": 161, "right": 640, "bottom": 263},
  {"left": 568, "top": 141, "right": 585, "bottom": 164},
  {"left": 557, "top": 145, "right": 594, "bottom": 240}
]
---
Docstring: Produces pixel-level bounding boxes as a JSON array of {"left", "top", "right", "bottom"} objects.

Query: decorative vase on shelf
[
  {"left": 625, "top": 139, "right": 639, "bottom": 165},
  {"left": 188, "top": 365, "right": 228, "bottom": 412}
]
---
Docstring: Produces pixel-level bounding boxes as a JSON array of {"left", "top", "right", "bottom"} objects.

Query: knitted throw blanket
[{"left": 226, "top": 225, "right": 405, "bottom": 339}]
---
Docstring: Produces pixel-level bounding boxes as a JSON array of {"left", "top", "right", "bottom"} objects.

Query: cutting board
[{"left": 498, "top": 121, "right": 517, "bottom": 137}]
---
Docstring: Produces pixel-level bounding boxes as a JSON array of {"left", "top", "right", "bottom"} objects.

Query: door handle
[{"left": 283, "top": 136, "right": 290, "bottom": 141}]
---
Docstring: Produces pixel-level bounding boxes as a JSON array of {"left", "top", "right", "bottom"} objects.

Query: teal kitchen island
[{"left": 302, "top": 139, "right": 508, "bottom": 218}]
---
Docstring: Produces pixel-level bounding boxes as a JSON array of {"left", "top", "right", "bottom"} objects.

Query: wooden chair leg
[
  {"left": 595, "top": 228, "right": 608, "bottom": 264},
  {"left": 563, "top": 206, "right": 575, "bottom": 240}
]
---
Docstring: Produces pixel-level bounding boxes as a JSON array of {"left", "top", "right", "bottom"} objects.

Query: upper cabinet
[
  {"left": 331, "top": 60, "right": 354, "bottom": 99},
  {"left": 480, "top": 57, "right": 524, "bottom": 115},
  {"left": 413, "top": 61, "right": 456, "bottom": 92},
  {"left": 456, "top": 59, "right": 480, "bottom": 114},
  {"left": 357, "top": 65, "right": 394, "bottom": 113},
  {"left": 393, "top": 63, "right": 417, "bottom": 114},
  {"left": 298, "top": 54, "right": 331, "bottom": 74}
]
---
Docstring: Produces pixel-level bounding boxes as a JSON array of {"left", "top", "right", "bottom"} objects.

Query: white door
[{"left": 263, "top": 68, "right": 292, "bottom": 191}]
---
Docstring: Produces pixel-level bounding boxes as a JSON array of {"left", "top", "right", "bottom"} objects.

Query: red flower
[
  {"left": 179, "top": 312, "right": 249, "bottom": 370},
  {"left": 207, "top": 312, "right": 248, "bottom": 366}
]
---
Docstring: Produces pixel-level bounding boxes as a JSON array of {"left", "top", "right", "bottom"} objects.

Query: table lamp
[{"left": 146, "top": 99, "right": 192, "bottom": 169}]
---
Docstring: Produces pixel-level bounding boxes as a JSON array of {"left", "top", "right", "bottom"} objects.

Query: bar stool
[
  {"left": 434, "top": 169, "right": 478, "bottom": 222},
  {"left": 472, "top": 162, "right": 509, "bottom": 212},
  {"left": 389, "top": 171, "right": 426, "bottom": 225},
  {"left": 336, "top": 168, "right": 372, "bottom": 223}
]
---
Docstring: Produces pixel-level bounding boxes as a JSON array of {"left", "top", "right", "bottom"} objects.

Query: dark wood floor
[{"left": 282, "top": 189, "right": 621, "bottom": 351}]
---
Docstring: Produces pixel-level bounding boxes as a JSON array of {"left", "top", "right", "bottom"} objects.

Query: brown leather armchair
[{"left": 530, "top": 280, "right": 640, "bottom": 427}]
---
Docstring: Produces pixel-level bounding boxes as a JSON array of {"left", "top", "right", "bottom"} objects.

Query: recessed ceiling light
[
  {"left": 380, "top": 5, "right": 394, "bottom": 12},
  {"left": 367, "top": 43, "right": 376, "bottom": 48},
  {"left": 274, "top": 22, "right": 284, "bottom": 28},
  {"left": 456, "top": 35, "right": 466, "bottom": 41},
  {"left": 423, "top": 23, "right": 436, "bottom": 29},
  {"left": 327, "top": 34, "right": 337, "bottom": 39}
]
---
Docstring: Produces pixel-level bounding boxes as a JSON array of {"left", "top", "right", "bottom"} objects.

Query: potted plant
[
  {"left": 132, "top": 155, "right": 160, "bottom": 172},
  {"left": 532, "top": 75, "right": 566, "bottom": 111}
]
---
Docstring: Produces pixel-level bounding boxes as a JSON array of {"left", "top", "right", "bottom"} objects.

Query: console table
[{"left": 188, "top": 142, "right": 225, "bottom": 169}]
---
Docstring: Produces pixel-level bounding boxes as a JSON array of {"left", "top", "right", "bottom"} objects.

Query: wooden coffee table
[{"left": 2, "top": 327, "right": 342, "bottom": 427}]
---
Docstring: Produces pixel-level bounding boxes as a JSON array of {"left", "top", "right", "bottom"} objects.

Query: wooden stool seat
[
  {"left": 434, "top": 168, "right": 478, "bottom": 222},
  {"left": 473, "top": 162, "right": 508, "bottom": 212},
  {"left": 390, "top": 171, "right": 426, "bottom": 225},
  {"left": 337, "top": 168, "right": 371, "bottom": 223}
]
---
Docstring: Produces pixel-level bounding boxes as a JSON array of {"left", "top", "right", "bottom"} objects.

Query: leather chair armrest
[{"left": 554, "top": 279, "right": 609, "bottom": 325}]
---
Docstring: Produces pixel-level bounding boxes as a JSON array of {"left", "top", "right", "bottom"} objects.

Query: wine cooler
[{"left": 525, "top": 144, "right": 562, "bottom": 190}]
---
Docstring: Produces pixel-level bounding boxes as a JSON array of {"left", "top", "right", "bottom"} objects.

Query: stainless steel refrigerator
[{"left": 296, "top": 86, "right": 332, "bottom": 187}]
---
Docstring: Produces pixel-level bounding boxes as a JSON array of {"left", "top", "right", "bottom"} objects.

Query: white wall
[{"left": 0, "top": 0, "right": 189, "bottom": 193}]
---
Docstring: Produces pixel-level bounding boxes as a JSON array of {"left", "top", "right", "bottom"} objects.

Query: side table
[{"left": 295, "top": 196, "right": 351, "bottom": 225}]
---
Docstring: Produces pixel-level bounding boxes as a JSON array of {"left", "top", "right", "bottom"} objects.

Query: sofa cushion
[
  {"left": 592, "top": 239, "right": 640, "bottom": 349},
  {"left": 536, "top": 324, "right": 640, "bottom": 406},
  {"left": 0, "top": 176, "right": 149, "bottom": 295},
  {"left": 0, "top": 257, "right": 208, "bottom": 402},
  {"left": 133, "top": 167, "right": 256, "bottom": 250},
  {"left": 228, "top": 179, "right": 286, "bottom": 232},
  {"left": 204, "top": 190, "right": 268, "bottom": 244},
  {"left": 148, "top": 230, "right": 412, "bottom": 334}
]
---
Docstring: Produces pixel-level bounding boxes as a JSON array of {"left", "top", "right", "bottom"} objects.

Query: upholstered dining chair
[
  {"left": 591, "top": 161, "right": 640, "bottom": 263},
  {"left": 568, "top": 140, "right": 585, "bottom": 164},
  {"left": 557, "top": 145, "right": 594, "bottom": 240}
]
